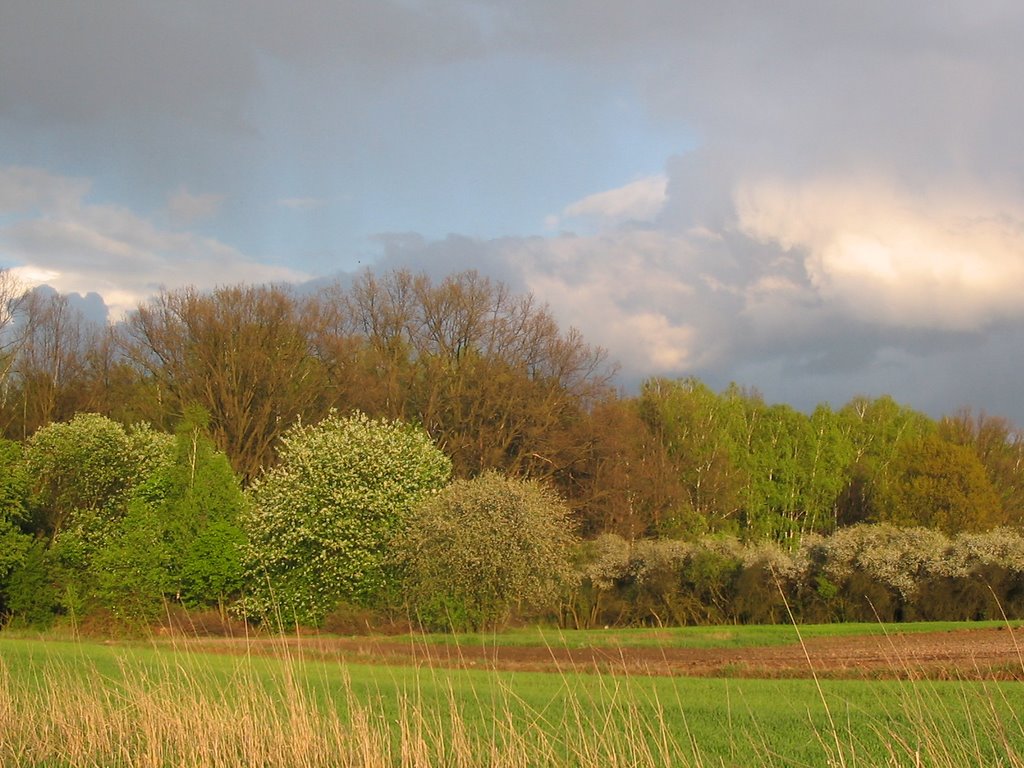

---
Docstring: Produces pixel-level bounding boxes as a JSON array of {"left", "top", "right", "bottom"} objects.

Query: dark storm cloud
[{"left": 0, "top": 0, "right": 482, "bottom": 128}]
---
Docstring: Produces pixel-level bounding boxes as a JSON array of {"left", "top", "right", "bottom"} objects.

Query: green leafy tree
[
  {"left": 20, "top": 414, "right": 172, "bottom": 621},
  {"left": 398, "top": 471, "right": 577, "bottom": 631},
  {"left": 3, "top": 539, "right": 58, "bottom": 627},
  {"left": 0, "top": 439, "right": 32, "bottom": 617},
  {"left": 242, "top": 411, "right": 451, "bottom": 626},
  {"left": 874, "top": 434, "right": 1004, "bottom": 533},
  {"left": 637, "top": 378, "right": 746, "bottom": 535},
  {"left": 90, "top": 501, "right": 169, "bottom": 624},
  {"left": 800, "top": 405, "right": 855, "bottom": 535},
  {"left": 939, "top": 409, "right": 1024, "bottom": 524},
  {"left": 836, "top": 396, "right": 934, "bottom": 525},
  {"left": 133, "top": 408, "right": 247, "bottom": 607},
  {"left": 23, "top": 413, "right": 171, "bottom": 537},
  {"left": 737, "top": 402, "right": 854, "bottom": 540},
  {"left": 89, "top": 408, "right": 248, "bottom": 621}
]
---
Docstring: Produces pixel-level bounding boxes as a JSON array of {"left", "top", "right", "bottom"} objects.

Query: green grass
[
  {"left": 3, "top": 634, "right": 1024, "bottom": 766},
  {"left": 382, "top": 618, "right": 1022, "bottom": 650}
]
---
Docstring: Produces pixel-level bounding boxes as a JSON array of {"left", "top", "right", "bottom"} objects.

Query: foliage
[
  {"left": 338, "top": 269, "right": 614, "bottom": 483},
  {"left": 638, "top": 380, "right": 856, "bottom": 541},
  {"left": 90, "top": 501, "right": 169, "bottom": 624},
  {"left": 566, "top": 524, "right": 1024, "bottom": 627},
  {"left": 122, "top": 285, "right": 327, "bottom": 481},
  {"left": 242, "top": 411, "right": 451, "bottom": 626},
  {"left": 15, "top": 415, "right": 171, "bottom": 622},
  {"left": 2, "top": 539, "right": 58, "bottom": 627},
  {"left": 835, "top": 395, "right": 934, "bottom": 525},
  {"left": 0, "top": 439, "right": 31, "bottom": 615},
  {"left": 638, "top": 378, "right": 746, "bottom": 534},
  {"left": 7, "top": 271, "right": 1024, "bottom": 546},
  {"left": 0, "top": 439, "right": 29, "bottom": 526},
  {"left": 874, "top": 434, "right": 1004, "bottom": 532},
  {"left": 11, "top": 411, "right": 246, "bottom": 625},
  {"left": 399, "top": 471, "right": 578, "bottom": 631},
  {"left": 801, "top": 524, "right": 948, "bottom": 621},
  {"left": 131, "top": 408, "right": 248, "bottom": 607},
  {"left": 939, "top": 408, "right": 1024, "bottom": 523},
  {"left": 22, "top": 413, "right": 171, "bottom": 536},
  {"left": 570, "top": 397, "right": 684, "bottom": 539}
]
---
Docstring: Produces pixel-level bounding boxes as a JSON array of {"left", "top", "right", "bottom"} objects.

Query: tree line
[
  {"left": 3, "top": 408, "right": 1024, "bottom": 632},
  {"left": 2, "top": 268, "right": 1020, "bottom": 545},
  {"left": 4, "top": 268, "right": 1024, "bottom": 631}
]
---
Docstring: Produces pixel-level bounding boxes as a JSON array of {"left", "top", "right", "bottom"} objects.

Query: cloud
[
  {"left": 554, "top": 174, "right": 668, "bottom": 230},
  {"left": 735, "top": 176, "right": 1024, "bottom": 330},
  {"left": 0, "top": 1, "right": 484, "bottom": 130},
  {"left": 0, "top": 166, "right": 309, "bottom": 317},
  {"left": 0, "top": 166, "right": 90, "bottom": 215},
  {"left": 167, "top": 187, "right": 224, "bottom": 225},
  {"left": 7, "top": 1, "right": 1024, "bottom": 425},
  {"left": 278, "top": 196, "right": 329, "bottom": 211},
  {"left": 513, "top": 231, "right": 700, "bottom": 372}
]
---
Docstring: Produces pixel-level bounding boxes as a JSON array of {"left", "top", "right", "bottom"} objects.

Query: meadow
[
  {"left": 392, "top": 619, "right": 1021, "bottom": 649},
  {"left": 3, "top": 623, "right": 1024, "bottom": 767}
]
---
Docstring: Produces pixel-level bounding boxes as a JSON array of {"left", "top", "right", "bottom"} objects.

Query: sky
[{"left": 3, "top": 1, "right": 1024, "bottom": 424}]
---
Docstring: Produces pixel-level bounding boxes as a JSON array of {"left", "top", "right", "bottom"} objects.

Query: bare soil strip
[{"left": 180, "top": 627, "right": 1024, "bottom": 680}]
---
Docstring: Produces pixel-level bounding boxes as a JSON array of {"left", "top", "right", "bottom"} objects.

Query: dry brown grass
[
  {"left": 0, "top": 643, "right": 695, "bottom": 768},
  {"left": 3, "top": 630, "right": 1024, "bottom": 767}
]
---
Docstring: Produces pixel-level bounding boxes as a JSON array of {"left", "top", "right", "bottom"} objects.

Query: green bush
[
  {"left": 4, "top": 539, "right": 59, "bottom": 628},
  {"left": 24, "top": 414, "right": 171, "bottom": 536},
  {"left": 242, "top": 411, "right": 451, "bottom": 627},
  {"left": 398, "top": 471, "right": 577, "bottom": 632}
]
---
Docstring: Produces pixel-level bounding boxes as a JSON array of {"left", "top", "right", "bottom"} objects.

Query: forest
[{"left": 1, "top": 267, "right": 1022, "bottom": 631}]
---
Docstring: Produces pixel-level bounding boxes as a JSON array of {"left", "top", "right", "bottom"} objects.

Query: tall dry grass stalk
[
  {"left": 0, "top": 638, "right": 704, "bottom": 768},
  {"left": 3, "top": 629, "right": 1024, "bottom": 767}
]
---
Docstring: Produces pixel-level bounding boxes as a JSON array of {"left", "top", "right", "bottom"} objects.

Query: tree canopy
[
  {"left": 241, "top": 411, "right": 452, "bottom": 626},
  {"left": 3, "top": 266, "right": 1024, "bottom": 631},
  {"left": 398, "top": 471, "right": 578, "bottom": 631}
]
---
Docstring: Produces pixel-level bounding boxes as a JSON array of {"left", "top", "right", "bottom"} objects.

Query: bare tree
[
  {"left": 0, "top": 269, "right": 32, "bottom": 413},
  {"left": 120, "top": 284, "right": 327, "bottom": 481},
  {"left": 10, "top": 290, "right": 99, "bottom": 436}
]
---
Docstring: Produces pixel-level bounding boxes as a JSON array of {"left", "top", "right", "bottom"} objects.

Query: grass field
[
  {"left": 391, "top": 618, "right": 1024, "bottom": 650},
  {"left": 3, "top": 626, "right": 1024, "bottom": 766}
]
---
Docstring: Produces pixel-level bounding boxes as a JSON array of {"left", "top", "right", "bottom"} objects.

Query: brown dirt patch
[{"left": 178, "top": 627, "right": 1024, "bottom": 680}]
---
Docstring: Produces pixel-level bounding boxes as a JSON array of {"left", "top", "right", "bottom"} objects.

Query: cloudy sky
[{"left": 3, "top": 1, "right": 1024, "bottom": 423}]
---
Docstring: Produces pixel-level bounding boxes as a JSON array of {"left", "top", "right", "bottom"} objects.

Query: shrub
[
  {"left": 569, "top": 534, "right": 633, "bottom": 628},
  {"left": 24, "top": 414, "right": 171, "bottom": 536},
  {"left": 629, "top": 538, "right": 692, "bottom": 625},
  {"left": 915, "top": 528, "right": 1024, "bottom": 620},
  {"left": 0, "top": 439, "right": 32, "bottom": 617},
  {"left": 242, "top": 411, "right": 451, "bottom": 627},
  {"left": 3, "top": 539, "right": 59, "bottom": 628},
  {"left": 398, "top": 471, "right": 577, "bottom": 632},
  {"left": 733, "top": 541, "right": 798, "bottom": 624}
]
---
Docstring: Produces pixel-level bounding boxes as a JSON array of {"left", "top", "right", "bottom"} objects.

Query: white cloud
[
  {"left": 0, "top": 166, "right": 310, "bottom": 318},
  {"left": 505, "top": 231, "right": 708, "bottom": 374},
  {"left": 735, "top": 176, "right": 1024, "bottom": 330},
  {"left": 554, "top": 174, "right": 668, "bottom": 230}
]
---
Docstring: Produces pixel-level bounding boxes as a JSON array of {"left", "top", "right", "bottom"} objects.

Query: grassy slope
[{"left": 3, "top": 634, "right": 1024, "bottom": 766}]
